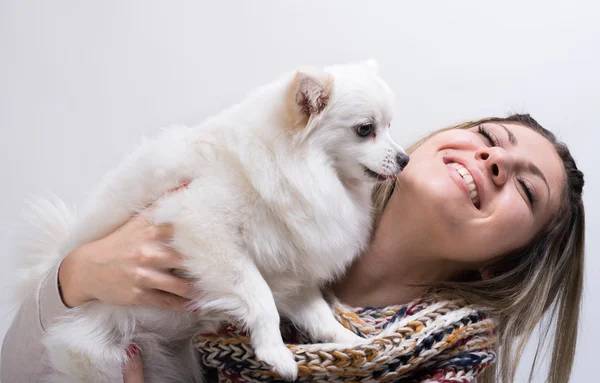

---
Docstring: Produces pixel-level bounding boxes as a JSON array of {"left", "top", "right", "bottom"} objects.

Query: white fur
[
  {"left": 16, "top": 195, "right": 75, "bottom": 301},
  {"left": 17, "top": 61, "right": 406, "bottom": 382}
]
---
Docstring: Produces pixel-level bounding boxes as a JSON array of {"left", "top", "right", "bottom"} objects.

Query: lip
[
  {"left": 443, "top": 157, "right": 483, "bottom": 209},
  {"left": 362, "top": 166, "right": 398, "bottom": 182}
]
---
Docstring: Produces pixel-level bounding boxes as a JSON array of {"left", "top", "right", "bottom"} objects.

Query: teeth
[{"left": 448, "top": 161, "right": 479, "bottom": 206}]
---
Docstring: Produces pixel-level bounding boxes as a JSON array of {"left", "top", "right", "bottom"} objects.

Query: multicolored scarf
[{"left": 193, "top": 299, "right": 497, "bottom": 382}]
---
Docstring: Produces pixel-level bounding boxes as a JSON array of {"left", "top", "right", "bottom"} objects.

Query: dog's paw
[
  {"left": 327, "top": 328, "right": 366, "bottom": 347},
  {"left": 255, "top": 343, "right": 298, "bottom": 380}
]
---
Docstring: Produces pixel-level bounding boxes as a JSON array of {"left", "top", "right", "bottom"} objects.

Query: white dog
[{"left": 18, "top": 60, "right": 408, "bottom": 382}]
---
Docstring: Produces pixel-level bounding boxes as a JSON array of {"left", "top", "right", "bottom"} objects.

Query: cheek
[
  {"left": 327, "top": 130, "right": 360, "bottom": 155},
  {"left": 470, "top": 196, "right": 536, "bottom": 259},
  {"left": 495, "top": 193, "right": 535, "bottom": 241},
  {"left": 401, "top": 157, "right": 465, "bottom": 213},
  {"left": 419, "top": 130, "right": 474, "bottom": 152},
  {"left": 356, "top": 139, "right": 388, "bottom": 162},
  {"left": 437, "top": 196, "right": 537, "bottom": 264}
]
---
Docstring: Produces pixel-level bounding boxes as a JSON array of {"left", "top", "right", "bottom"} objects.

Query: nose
[
  {"left": 396, "top": 152, "right": 410, "bottom": 171},
  {"left": 476, "top": 147, "right": 513, "bottom": 185}
]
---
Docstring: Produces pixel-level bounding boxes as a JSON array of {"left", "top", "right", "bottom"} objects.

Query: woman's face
[{"left": 394, "top": 122, "right": 565, "bottom": 264}]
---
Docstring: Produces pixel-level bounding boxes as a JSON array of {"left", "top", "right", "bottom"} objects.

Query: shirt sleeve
[{"left": 1, "top": 264, "right": 69, "bottom": 383}]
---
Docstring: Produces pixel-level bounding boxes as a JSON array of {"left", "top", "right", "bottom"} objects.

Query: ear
[
  {"left": 361, "top": 58, "right": 379, "bottom": 73},
  {"left": 294, "top": 70, "right": 331, "bottom": 116},
  {"left": 290, "top": 70, "right": 333, "bottom": 141}
]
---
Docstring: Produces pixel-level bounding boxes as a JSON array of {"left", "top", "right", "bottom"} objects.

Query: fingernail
[
  {"left": 192, "top": 308, "right": 199, "bottom": 313},
  {"left": 126, "top": 344, "right": 138, "bottom": 357},
  {"left": 173, "top": 182, "right": 191, "bottom": 192}
]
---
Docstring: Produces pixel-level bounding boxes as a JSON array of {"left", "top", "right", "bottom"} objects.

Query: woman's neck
[{"left": 332, "top": 187, "right": 465, "bottom": 308}]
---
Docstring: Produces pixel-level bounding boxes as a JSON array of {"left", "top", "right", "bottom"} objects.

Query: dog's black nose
[{"left": 396, "top": 153, "right": 410, "bottom": 171}]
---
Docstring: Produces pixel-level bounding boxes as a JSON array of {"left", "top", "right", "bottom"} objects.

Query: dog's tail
[{"left": 16, "top": 195, "right": 74, "bottom": 302}]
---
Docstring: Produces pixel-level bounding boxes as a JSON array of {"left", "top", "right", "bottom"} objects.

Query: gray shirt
[{"left": 2, "top": 265, "right": 71, "bottom": 382}]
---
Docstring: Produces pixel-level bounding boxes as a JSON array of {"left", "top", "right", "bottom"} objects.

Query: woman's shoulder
[{"left": 194, "top": 298, "right": 498, "bottom": 382}]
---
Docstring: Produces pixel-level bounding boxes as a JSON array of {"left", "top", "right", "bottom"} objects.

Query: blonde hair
[{"left": 372, "top": 114, "right": 585, "bottom": 383}]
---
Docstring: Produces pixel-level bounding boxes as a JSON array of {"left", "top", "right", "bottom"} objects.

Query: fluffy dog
[{"left": 18, "top": 60, "right": 408, "bottom": 382}]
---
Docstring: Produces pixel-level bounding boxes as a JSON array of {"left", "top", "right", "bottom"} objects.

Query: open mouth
[
  {"left": 443, "top": 159, "right": 481, "bottom": 209},
  {"left": 363, "top": 166, "right": 397, "bottom": 181}
]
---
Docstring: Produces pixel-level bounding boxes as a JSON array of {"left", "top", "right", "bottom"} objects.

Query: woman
[{"left": 1, "top": 114, "right": 585, "bottom": 382}]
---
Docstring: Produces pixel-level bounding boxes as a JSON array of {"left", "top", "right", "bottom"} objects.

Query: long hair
[{"left": 371, "top": 114, "right": 585, "bottom": 383}]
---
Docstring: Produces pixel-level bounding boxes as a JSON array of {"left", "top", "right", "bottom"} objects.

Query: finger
[
  {"left": 141, "top": 269, "right": 194, "bottom": 299},
  {"left": 123, "top": 346, "right": 144, "bottom": 383},
  {"left": 151, "top": 224, "right": 175, "bottom": 243},
  {"left": 140, "top": 289, "right": 193, "bottom": 313},
  {"left": 139, "top": 243, "right": 185, "bottom": 270},
  {"left": 156, "top": 246, "right": 186, "bottom": 269}
]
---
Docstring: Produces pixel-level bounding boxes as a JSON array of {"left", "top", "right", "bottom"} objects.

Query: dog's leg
[
  {"left": 278, "top": 286, "right": 365, "bottom": 345},
  {"left": 238, "top": 265, "right": 298, "bottom": 380},
  {"left": 187, "top": 253, "right": 298, "bottom": 381}
]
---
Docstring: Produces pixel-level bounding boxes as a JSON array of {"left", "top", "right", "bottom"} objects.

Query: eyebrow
[
  {"left": 492, "top": 123, "right": 551, "bottom": 202},
  {"left": 528, "top": 162, "right": 551, "bottom": 202},
  {"left": 497, "top": 123, "right": 518, "bottom": 145}
]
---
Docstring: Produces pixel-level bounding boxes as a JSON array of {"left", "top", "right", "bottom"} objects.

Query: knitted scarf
[{"left": 193, "top": 299, "right": 497, "bottom": 382}]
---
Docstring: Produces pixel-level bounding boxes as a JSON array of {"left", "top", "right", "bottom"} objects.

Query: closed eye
[
  {"left": 476, "top": 124, "right": 549, "bottom": 211},
  {"left": 518, "top": 177, "right": 536, "bottom": 206},
  {"left": 477, "top": 125, "right": 499, "bottom": 147}
]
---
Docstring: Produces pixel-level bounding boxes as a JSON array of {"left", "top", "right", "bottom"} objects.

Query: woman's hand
[{"left": 58, "top": 195, "right": 193, "bottom": 312}]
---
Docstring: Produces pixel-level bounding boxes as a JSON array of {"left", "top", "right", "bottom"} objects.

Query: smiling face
[{"left": 394, "top": 122, "right": 565, "bottom": 264}]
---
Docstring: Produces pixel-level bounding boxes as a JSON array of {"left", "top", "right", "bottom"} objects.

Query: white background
[{"left": 1, "top": 1, "right": 598, "bottom": 381}]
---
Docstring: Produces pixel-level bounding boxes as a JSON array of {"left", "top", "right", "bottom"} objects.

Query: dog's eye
[{"left": 356, "top": 124, "right": 374, "bottom": 137}]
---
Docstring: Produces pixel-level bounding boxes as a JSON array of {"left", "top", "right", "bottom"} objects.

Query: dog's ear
[
  {"left": 294, "top": 70, "right": 331, "bottom": 117},
  {"left": 289, "top": 69, "right": 333, "bottom": 141}
]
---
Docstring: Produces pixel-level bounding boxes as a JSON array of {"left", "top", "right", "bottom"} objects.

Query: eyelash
[
  {"left": 477, "top": 125, "right": 499, "bottom": 146},
  {"left": 477, "top": 125, "right": 536, "bottom": 206},
  {"left": 518, "top": 177, "right": 536, "bottom": 204}
]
